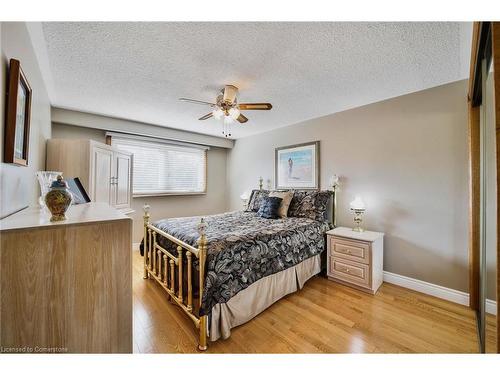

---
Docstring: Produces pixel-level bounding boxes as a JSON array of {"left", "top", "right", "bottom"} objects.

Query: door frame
[{"left": 468, "top": 21, "right": 500, "bottom": 353}]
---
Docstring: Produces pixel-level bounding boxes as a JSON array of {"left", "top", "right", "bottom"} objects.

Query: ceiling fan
[{"left": 179, "top": 85, "right": 272, "bottom": 137}]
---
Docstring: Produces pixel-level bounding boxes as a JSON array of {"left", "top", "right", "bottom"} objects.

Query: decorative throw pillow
[
  {"left": 245, "top": 189, "right": 270, "bottom": 212},
  {"left": 257, "top": 196, "right": 283, "bottom": 219},
  {"left": 269, "top": 191, "right": 293, "bottom": 218},
  {"left": 288, "top": 190, "right": 332, "bottom": 221}
]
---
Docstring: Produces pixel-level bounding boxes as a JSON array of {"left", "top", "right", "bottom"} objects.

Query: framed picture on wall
[
  {"left": 4, "top": 58, "right": 32, "bottom": 166},
  {"left": 275, "top": 141, "right": 320, "bottom": 190}
]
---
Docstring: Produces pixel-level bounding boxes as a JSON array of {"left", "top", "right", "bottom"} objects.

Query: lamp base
[{"left": 351, "top": 208, "right": 366, "bottom": 233}]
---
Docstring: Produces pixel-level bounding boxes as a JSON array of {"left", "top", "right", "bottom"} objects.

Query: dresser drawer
[
  {"left": 330, "top": 237, "right": 370, "bottom": 264},
  {"left": 329, "top": 257, "right": 370, "bottom": 288}
]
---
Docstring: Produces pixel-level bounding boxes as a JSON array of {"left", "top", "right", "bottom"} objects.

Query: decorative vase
[
  {"left": 45, "top": 175, "right": 73, "bottom": 222},
  {"left": 36, "top": 171, "right": 62, "bottom": 209}
]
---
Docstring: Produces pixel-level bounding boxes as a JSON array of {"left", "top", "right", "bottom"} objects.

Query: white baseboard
[
  {"left": 383, "top": 271, "right": 498, "bottom": 316},
  {"left": 383, "top": 271, "right": 470, "bottom": 307},
  {"left": 486, "top": 299, "right": 497, "bottom": 315}
]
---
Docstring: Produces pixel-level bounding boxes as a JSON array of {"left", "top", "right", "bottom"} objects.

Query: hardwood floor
[
  {"left": 132, "top": 250, "right": 480, "bottom": 353},
  {"left": 486, "top": 313, "right": 498, "bottom": 353}
]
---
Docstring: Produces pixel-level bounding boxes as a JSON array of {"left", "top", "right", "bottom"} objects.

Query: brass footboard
[{"left": 142, "top": 204, "right": 208, "bottom": 351}]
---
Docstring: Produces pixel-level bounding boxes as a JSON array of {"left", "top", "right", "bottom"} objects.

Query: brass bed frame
[
  {"left": 142, "top": 204, "right": 209, "bottom": 350},
  {"left": 142, "top": 181, "right": 339, "bottom": 351}
]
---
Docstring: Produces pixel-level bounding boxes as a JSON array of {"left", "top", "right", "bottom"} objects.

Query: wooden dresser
[
  {"left": 0, "top": 203, "right": 132, "bottom": 353},
  {"left": 326, "top": 227, "right": 384, "bottom": 294}
]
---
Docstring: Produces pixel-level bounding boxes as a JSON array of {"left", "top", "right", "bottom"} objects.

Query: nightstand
[{"left": 326, "top": 227, "right": 384, "bottom": 294}]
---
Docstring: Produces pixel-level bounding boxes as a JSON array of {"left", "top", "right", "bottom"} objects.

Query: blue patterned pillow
[
  {"left": 257, "top": 196, "right": 283, "bottom": 219},
  {"left": 245, "top": 189, "right": 270, "bottom": 212}
]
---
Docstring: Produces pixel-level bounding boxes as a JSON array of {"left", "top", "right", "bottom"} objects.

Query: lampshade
[
  {"left": 350, "top": 196, "right": 365, "bottom": 210},
  {"left": 212, "top": 107, "right": 224, "bottom": 119},
  {"left": 229, "top": 107, "right": 240, "bottom": 120}
]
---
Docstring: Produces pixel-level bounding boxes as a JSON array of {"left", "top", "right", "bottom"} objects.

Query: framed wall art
[
  {"left": 275, "top": 141, "right": 320, "bottom": 190},
  {"left": 4, "top": 58, "right": 32, "bottom": 166}
]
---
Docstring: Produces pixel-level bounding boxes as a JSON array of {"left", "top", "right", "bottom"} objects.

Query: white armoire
[{"left": 46, "top": 139, "right": 133, "bottom": 213}]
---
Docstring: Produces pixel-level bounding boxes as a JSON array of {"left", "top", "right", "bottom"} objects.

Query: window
[{"left": 111, "top": 135, "right": 207, "bottom": 196}]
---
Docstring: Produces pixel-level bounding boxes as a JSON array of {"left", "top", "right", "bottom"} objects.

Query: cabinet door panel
[
  {"left": 92, "top": 147, "right": 113, "bottom": 204},
  {"left": 114, "top": 152, "right": 132, "bottom": 209}
]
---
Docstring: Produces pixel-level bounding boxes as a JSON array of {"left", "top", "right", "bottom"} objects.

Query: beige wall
[
  {"left": 1, "top": 22, "right": 52, "bottom": 218},
  {"left": 51, "top": 123, "right": 229, "bottom": 242},
  {"left": 227, "top": 80, "right": 469, "bottom": 292}
]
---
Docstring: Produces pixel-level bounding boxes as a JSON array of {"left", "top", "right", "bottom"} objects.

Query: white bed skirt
[{"left": 209, "top": 254, "right": 321, "bottom": 341}]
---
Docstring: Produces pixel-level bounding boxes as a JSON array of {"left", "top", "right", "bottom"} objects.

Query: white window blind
[{"left": 112, "top": 136, "right": 207, "bottom": 196}]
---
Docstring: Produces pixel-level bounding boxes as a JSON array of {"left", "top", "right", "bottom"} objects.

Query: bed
[{"left": 141, "top": 187, "right": 337, "bottom": 351}]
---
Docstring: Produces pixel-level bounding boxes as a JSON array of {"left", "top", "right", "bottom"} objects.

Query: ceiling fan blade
[
  {"left": 236, "top": 113, "right": 248, "bottom": 123},
  {"left": 198, "top": 113, "right": 213, "bottom": 120},
  {"left": 238, "top": 103, "right": 273, "bottom": 110},
  {"left": 179, "top": 98, "right": 216, "bottom": 106}
]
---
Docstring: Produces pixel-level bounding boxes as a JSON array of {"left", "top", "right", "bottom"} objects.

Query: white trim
[
  {"left": 383, "top": 271, "right": 470, "bottom": 306},
  {"left": 132, "top": 242, "right": 141, "bottom": 251},
  {"left": 486, "top": 299, "right": 497, "bottom": 316}
]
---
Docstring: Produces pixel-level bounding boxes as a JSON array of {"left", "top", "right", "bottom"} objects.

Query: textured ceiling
[{"left": 36, "top": 22, "right": 471, "bottom": 139}]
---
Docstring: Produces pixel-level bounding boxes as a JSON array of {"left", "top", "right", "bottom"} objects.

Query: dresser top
[
  {"left": 0, "top": 202, "right": 129, "bottom": 232},
  {"left": 326, "top": 226, "right": 384, "bottom": 242}
]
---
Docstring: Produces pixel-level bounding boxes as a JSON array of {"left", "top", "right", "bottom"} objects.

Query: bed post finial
[
  {"left": 329, "top": 175, "right": 340, "bottom": 228},
  {"left": 143, "top": 204, "right": 150, "bottom": 279},
  {"left": 259, "top": 176, "right": 263, "bottom": 190},
  {"left": 197, "top": 218, "right": 208, "bottom": 351}
]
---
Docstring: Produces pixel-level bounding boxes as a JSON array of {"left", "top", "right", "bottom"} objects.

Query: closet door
[
  {"left": 91, "top": 145, "right": 113, "bottom": 204},
  {"left": 113, "top": 151, "right": 132, "bottom": 210},
  {"left": 470, "top": 22, "right": 499, "bottom": 354}
]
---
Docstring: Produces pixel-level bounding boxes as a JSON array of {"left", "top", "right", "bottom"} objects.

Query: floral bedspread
[{"left": 143, "top": 211, "right": 331, "bottom": 315}]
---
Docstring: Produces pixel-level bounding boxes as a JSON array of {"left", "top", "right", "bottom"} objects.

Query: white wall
[
  {"left": 227, "top": 80, "right": 469, "bottom": 292},
  {"left": 0, "top": 22, "right": 52, "bottom": 218},
  {"left": 51, "top": 123, "right": 229, "bottom": 242}
]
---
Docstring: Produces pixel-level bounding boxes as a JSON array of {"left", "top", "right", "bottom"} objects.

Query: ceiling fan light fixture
[
  {"left": 180, "top": 85, "right": 273, "bottom": 126},
  {"left": 229, "top": 107, "right": 240, "bottom": 120},
  {"left": 212, "top": 107, "right": 224, "bottom": 119}
]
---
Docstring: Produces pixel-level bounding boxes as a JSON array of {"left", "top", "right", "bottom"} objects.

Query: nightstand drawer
[
  {"left": 330, "top": 237, "right": 370, "bottom": 264},
  {"left": 329, "top": 257, "right": 370, "bottom": 288}
]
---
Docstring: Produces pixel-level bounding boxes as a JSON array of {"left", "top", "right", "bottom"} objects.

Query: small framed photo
[
  {"left": 4, "top": 59, "right": 32, "bottom": 166},
  {"left": 275, "top": 141, "right": 320, "bottom": 190}
]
